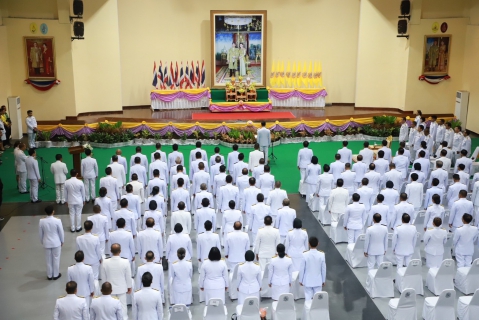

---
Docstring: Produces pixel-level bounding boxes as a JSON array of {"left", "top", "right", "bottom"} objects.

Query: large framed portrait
[
  {"left": 422, "top": 35, "right": 451, "bottom": 75},
  {"left": 210, "top": 10, "right": 267, "bottom": 88},
  {"left": 24, "top": 37, "right": 56, "bottom": 79}
]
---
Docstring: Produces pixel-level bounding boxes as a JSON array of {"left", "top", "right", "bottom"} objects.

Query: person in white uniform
[
  {"left": 150, "top": 142, "right": 168, "bottom": 166},
  {"left": 170, "top": 201, "right": 192, "bottom": 234},
  {"left": 453, "top": 213, "right": 479, "bottom": 267},
  {"left": 325, "top": 179, "right": 350, "bottom": 224},
  {"left": 249, "top": 143, "right": 264, "bottom": 172},
  {"left": 25, "top": 110, "right": 38, "bottom": 148},
  {"left": 90, "top": 282, "right": 123, "bottom": 320},
  {"left": 352, "top": 155, "right": 368, "bottom": 188},
  {"left": 231, "top": 153, "right": 247, "bottom": 185},
  {"left": 189, "top": 140, "right": 208, "bottom": 164},
  {"left": 222, "top": 200, "right": 243, "bottom": 245},
  {"left": 405, "top": 173, "right": 424, "bottom": 210},
  {"left": 411, "top": 124, "right": 424, "bottom": 163},
  {"left": 315, "top": 164, "right": 334, "bottom": 210},
  {"left": 95, "top": 187, "right": 114, "bottom": 230},
  {"left": 398, "top": 117, "right": 409, "bottom": 142},
  {"left": 122, "top": 184, "right": 141, "bottom": 231},
  {"left": 195, "top": 198, "right": 216, "bottom": 233},
  {"left": 383, "top": 163, "right": 402, "bottom": 191},
  {"left": 379, "top": 140, "right": 392, "bottom": 163},
  {"left": 50, "top": 154, "right": 68, "bottom": 204},
  {"left": 112, "top": 199, "right": 137, "bottom": 236},
  {"left": 142, "top": 201, "right": 164, "bottom": 233},
  {"left": 213, "top": 165, "right": 227, "bottom": 203},
  {"left": 168, "top": 144, "right": 184, "bottom": 168},
  {"left": 192, "top": 162, "right": 210, "bottom": 194},
  {"left": 392, "top": 213, "right": 417, "bottom": 267},
  {"left": 171, "top": 178, "right": 190, "bottom": 212},
  {"left": 101, "top": 243, "right": 132, "bottom": 320},
  {"left": 26, "top": 148, "right": 42, "bottom": 203},
  {"left": 88, "top": 205, "right": 109, "bottom": 258},
  {"left": 266, "top": 181, "right": 288, "bottom": 224},
  {"left": 250, "top": 193, "right": 272, "bottom": 244},
  {"left": 423, "top": 194, "right": 445, "bottom": 230},
  {"left": 284, "top": 219, "right": 309, "bottom": 272},
  {"left": 357, "top": 178, "right": 375, "bottom": 214},
  {"left": 359, "top": 142, "right": 374, "bottom": 166},
  {"left": 100, "top": 167, "right": 120, "bottom": 215},
  {"left": 446, "top": 174, "right": 468, "bottom": 209},
  {"left": 297, "top": 141, "right": 313, "bottom": 181},
  {"left": 461, "top": 130, "right": 472, "bottom": 156},
  {"left": 166, "top": 224, "right": 193, "bottom": 270},
  {"left": 130, "top": 157, "right": 147, "bottom": 186},
  {"left": 237, "top": 250, "right": 262, "bottom": 305},
  {"left": 455, "top": 149, "right": 473, "bottom": 174},
  {"left": 132, "top": 272, "right": 163, "bottom": 320},
  {"left": 258, "top": 165, "right": 275, "bottom": 200},
  {"left": 135, "top": 251, "right": 165, "bottom": 296},
  {"left": 299, "top": 236, "right": 327, "bottom": 300},
  {"left": 109, "top": 219, "right": 136, "bottom": 276},
  {"left": 210, "top": 156, "right": 223, "bottom": 187},
  {"left": 53, "top": 281, "right": 89, "bottom": 320},
  {"left": 254, "top": 215, "right": 280, "bottom": 271},
  {"left": 444, "top": 122, "right": 454, "bottom": 150},
  {"left": 275, "top": 199, "right": 297, "bottom": 243},
  {"left": 67, "top": 251, "right": 95, "bottom": 306},
  {"left": 217, "top": 175, "right": 239, "bottom": 213},
  {"left": 340, "top": 163, "right": 357, "bottom": 196},
  {"left": 15, "top": 143, "right": 28, "bottom": 193},
  {"left": 112, "top": 149, "right": 128, "bottom": 174},
  {"left": 170, "top": 247, "right": 193, "bottom": 306},
  {"left": 338, "top": 140, "right": 353, "bottom": 164},
  {"left": 197, "top": 220, "right": 221, "bottom": 269},
  {"left": 268, "top": 244, "right": 293, "bottom": 300},
  {"left": 253, "top": 158, "right": 266, "bottom": 182},
  {"left": 148, "top": 169, "right": 167, "bottom": 204},
  {"left": 408, "top": 163, "right": 425, "bottom": 184},
  {"left": 343, "top": 193, "right": 367, "bottom": 244},
  {"left": 423, "top": 217, "right": 447, "bottom": 268},
  {"left": 472, "top": 179, "right": 479, "bottom": 221},
  {"left": 424, "top": 179, "right": 444, "bottom": 209},
  {"left": 81, "top": 149, "right": 98, "bottom": 203},
  {"left": 364, "top": 163, "right": 381, "bottom": 194},
  {"left": 129, "top": 146, "right": 148, "bottom": 172},
  {"left": 149, "top": 152, "right": 168, "bottom": 186},
  {"left": 304, "top": 156, "right": 322, "bottom": 197},
  {"left": 373, "top": 150, "right": 389, "bottom": 176},
  {"left": 429, "top": 161, "right": 448, "bottom": 189},
  {"left": 413, "top": 150, "right": 430, "bottom": 178},
  {"left": 199, "top": 247, "right": 229, "bottom": 304},
  {"left": 393, "top": 148, "right": 409, "bottom": 181},
  {"left": 330, "top": 154, "right": 345, "bottom": 183},
  {"left": 390, "top": 193, "right": 416, "bottom": 230},
  {"left": 76, "top": 220, "right": 102, "bottom": 280},
  {"left": 224, "top": 221, "right": 250, "bottom": 271},
  {"left": 449, "top": 190, "right": 474, "bottom": 232},
  {"left": 243, "top": 177, "right": 261, "bottom": 230},
  {"left": 368, "top": 194, "right": 390, "bottom": 227},
  {"left": 65, "top": 169, "right": 86, "bottom": 232},
  {"left": 137, "top": 218, "right": 163, "bottom": 264},
  {"left": 227, "top": 144, "right": 240, "bottom": 175},
  {"left": 39, "top": 205, "right": 64, "bottom": 280},
  {"left": 236, "top": 168, "right": 250, "bottom": 210},
  {"left": 190, "top": 151, "right": 209, "bottom": 182},
  {"left": 457, "top": 164, "right": 470, "bottom": 186},
  {"left": 364, "top": 213, "right": 388, "bottom": 270},
  {"left": 210, "top": 146, "right": 225, "bottom": 168},
  {"left": 108, "top": 155, "right": 126, "bottom": 196},
  {"left": 380, "top": 181, "right": 399, "bottom": 220},
  {"left": 257, "top": 121, "right": 271, "bottom": 158}
]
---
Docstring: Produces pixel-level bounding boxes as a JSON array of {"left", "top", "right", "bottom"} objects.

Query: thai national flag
[
  {"left": 184, "top": 62, "right": 191, "bottom": 89},
  {"left": 158, "top": 61, "right": 164, "bottom": 89},
  {"left": 195, "top": 61, "right": 200, "bottom": 88},
  {"left": 163, "top": 62, "right": 169, "bottom": 89},
  {"left": 174, "top": 62, "right": 180, "bottom": 88},
  {"left": 179, "top": 62, "right": 185, "bottom": 89},
  {"left": 152, "top": 61, "right": 158, "bottom": 88},
  {"left": 190, "top": 61, "right": 196, "bottom": 88},
  {"left": 200, "top": 60, "right": 206, "bottom": 88},
  {"left": 169, "top": 62, "right": 176, "bottom": 89}
]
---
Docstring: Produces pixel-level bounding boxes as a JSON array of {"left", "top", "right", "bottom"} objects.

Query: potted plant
[
  {"left": 35, "top": 131, "right": 52, "bottom": 148},
  {"left": 152, "top": 133, "right": 161, "bottom": 144},
  {"left": 70, "top": 134, "right": 81, "bottom": 147}
]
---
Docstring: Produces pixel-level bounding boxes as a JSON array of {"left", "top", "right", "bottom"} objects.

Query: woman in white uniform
[
  {"left": 237, "top": 250, "right": 262, "bottom": 305},
  {"left": 268, "top": 243, "right": 293, "bottom": 300},
  {"left": 304, "top": 156, "right": 322, "bottom": 197},
  {"left": 170, "top": 247, "right": 193, "bottom": 306},
  {"left": 284, "top": 218, "right": 309, "bottom": 272},
  {"left": 199, "top": 247, "right": 229, "bottom": 304}
]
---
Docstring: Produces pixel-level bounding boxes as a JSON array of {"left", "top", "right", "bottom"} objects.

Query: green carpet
[
  {"left": 210, "top": 88, "right": 269, "bottom": 102},
  {"left": 2, "top": 139, "right": 479, "bottom": 203}
]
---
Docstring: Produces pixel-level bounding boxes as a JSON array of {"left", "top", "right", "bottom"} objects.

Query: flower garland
[
  {"left": 418, "top": 75, "right": 450, "bottom": 85},
  {"left": 24, "top": 79, "right": 61, "bottom": 91}
]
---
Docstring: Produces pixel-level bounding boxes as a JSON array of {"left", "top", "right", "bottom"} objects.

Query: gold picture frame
[
  {"left": 210, "top": 10, "right": 267, "bottom": 88},
  {"left": 24, "top": 36, "right": 56, "bottom": 80},
  {"left": 422, "top": 35, "right": 451, "bottom": 76}
]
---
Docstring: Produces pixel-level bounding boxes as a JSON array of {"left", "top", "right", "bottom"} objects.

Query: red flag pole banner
[
  {"left": 418, "top": 74, "right": 451, "bottom": 85},
  {"left": 24, "top": 79, "right": 61, "bottom": 91}
]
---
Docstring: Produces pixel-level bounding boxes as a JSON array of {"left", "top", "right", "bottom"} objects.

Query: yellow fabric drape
[{"left": 267, "top": 88, "right": 327, "bottom": 94}]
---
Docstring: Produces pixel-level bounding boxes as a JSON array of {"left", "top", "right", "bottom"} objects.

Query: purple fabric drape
[
  {"left": 51, "top": 126, "right": 95, "bottom": 138},
  {"left": 209, "top": 103, "right": 273, "bottom": 112},
  {"left": 150, "top": 90, "right": 210, "bottom": 102},
  {"left": 269, "top": 89, "right": 328, "bottom": 101}
]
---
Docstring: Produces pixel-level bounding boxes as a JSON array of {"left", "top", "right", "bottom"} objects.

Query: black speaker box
[
  {"left": 74, "top": 21, "right": 84, "bottom": 37},
  {"left": 398, "top": 20, "right": 408, "bottom": 34},
  {"left": 401, "top": 0, "right": 411, "bottom": 15},
  {"left": 73, "top": 0, "right": 83, "bottom": 16}
]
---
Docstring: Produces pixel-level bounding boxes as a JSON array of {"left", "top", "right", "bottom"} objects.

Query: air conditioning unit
[
  {"left": 455, "top": 91, "right": 469, "bottom": 129},
  {"left": 7, "top": 96, "right": 23, "bottom": 140}
]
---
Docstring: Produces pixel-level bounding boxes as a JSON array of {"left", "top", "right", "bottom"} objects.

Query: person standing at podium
[
  {"left": 81, "top": 149, "right": 98, "bottom": 203},
  {"left": 257, "top": 121, "right": 271, "bottom": 160}
]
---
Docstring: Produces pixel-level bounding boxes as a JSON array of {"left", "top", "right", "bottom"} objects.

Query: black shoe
[
  {"left": 47, "top": 277, "right": 53, "bottom": 280},
  {"left": 34, "top": 199, "right": 42, "bottom": 203},
  {"left": 76, "top": 228, "right": 82, "bottom": 232},
  {"left": 91, "top": 199, "right": 95, "bottom": 204},
  {"left": 53, "top": 273, "right": 61, "bottom": 280},
  {"left": 20, "top": 191, "right": 29, "bottom": 194}
]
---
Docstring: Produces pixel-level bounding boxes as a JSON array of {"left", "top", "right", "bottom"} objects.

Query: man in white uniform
[
  {"left": 352, "top": 155, "right": 368, "bottom": 188},
  {"left": 189, "top": 151, "right": 209, "bottom": 182},
  {"left": 39, "top": 205, "right": 64, "bottom": 280},
  {"left": 227, "top": 144, "right": 240, "bottom": 175},
  {"left": 364, "top": 163, "right": 381, "bottom": 194},
  {"left": 130, "top": 157, "right": 147, "bottom": 186},
  {"left": 150, "top": 142, "right": 168, "bottom": 166},
  {"left": 170, "top": 201, "right": 192, "bottom": 234},
  {"left": 343, "top": 193, "right": 366, "bottom": 244},
  {"left": 168, "top": 144, "right": 184, "bottom": 168},
  {"left": 398, "top": 117, "right": 409, "bottom": 142},
  {"left": 357, "top": 178, "right": 375, "bottom": 214},
  {"left": 137, "top": 218, "right": 163, "bottom": 264},
  {"left": 330, "top": 154, "right": 345, "bottom": 183},
  {"left": 392, "top": 213, "right": 417, "bottom": 267},
  {"left": 210, "top": 156, "right": 222, "bottom": 186},
  {"left": 132, "top": 272, "right": 163, "bottom": 320},
  {"left": 393, "top": 148, "right": 409, "bottom": 181},
  {"left": 135, "top": 251, "right": 165, "bottom": 295},
  {"left": 195, "top": 198, "right": 216, "bottom": 232},
  {"left": 446, "top": 174, "right": 468, "bottom": 209},
  {"left": 50, "top": 154, "right": 68, "bottom": 204},
  {"left": 257, "top": 121, "right": 271, "bottom": 159},
  {"left": 429, "top": 160, "right": 448, "bottom": 189},
  {"left": 25, "top": 110, "right": 37, "bottom": 149},
  {"left": 224, "top": 221, "right": 250, "bottom": 271},
  {"left": 112, "top": 199, "right": 137, "bottom": 236},
  {"left": 112, "top": 149, "right": 128, "bottom": 173},
  {"left": 213, "top": 165, "right": 227, "bottom": 199},
  {"left": 471, "top": 179, "right": 479, "bottom": 221},
  {"left": 171, "top": 178, "right": 190, "bottom": 212},
  {"left": 197, "top": 220, "right": 221, "bottom": 269},
  {"left": 15, "top": 143, "right": 28, "bottom": 193},
  {"left": 121, "top": 184, "right": 141, "bottom": 231},
  {"left": 390, "top": 193, "right": 416, "bottom": 230},
  {"left": 297, "top": 140, "right": 313, "bottom": 181},
  {"left": 88, "top": 205, "right": 109, "bottom": 258},
  {"left": 100, "top": 167, "right": 120, "bottom": 214},
  {"left": 165, "top": 224, "right": 193, "bottom": 270},
  {"left": 192, "top": 162, "right": 210, "bottom": 193},
  {"left": 53, "top": 281, "right": 89, "bottom": 320},
  {"left": 299, "top": 236, "right": 326, "bottom": 300},
  {"left": 148, "top": 169, "right": 167, "bottom": 201},
  {"left": 233, "top": 153, "right": 248, "bottom": 185},
  {"left": 129, "top": 146, "right": 148, "bottom": 171},
  {"left": 189, "top": 140, "right": 208, "bottom": 164},
  {"left": 364, "top": 213, "right": 388, "bottom": 270},
  {"left": 254, "top": 215, "right": 280, "bottom": 271},
  {"left": 108, "top": 155, "right": 126, "bottom": 196},
  {"left": 209, "top": 146, "right": 225, "bottom": 168},
  {"left": 373, "top": 150, "right": 389, "bottom": 177},
  {"left": 453, "top": 213, "right": 479, "bottom": 267},
  {"left": 109, "top": 218, "right": 136, "bottom": 276},
  {"left": 275, "top": 199, "right": 297, "bottom": 243},
  {"left": 315, "top": 164, "right": 334, "bottom": 211},
  {"left": 243, "top": 177, "right": 261, "bottom": 231},
  {"left": 253, "top": 158, "right": 266, "bottom": 181},
  {"left": 217, "top": 175, "right": 239, "bottom": 213},
  {"left": 340, "top": 163, "right": 357, "bottom": 196},
  {"left": 383, "top": 163, "right": 402, "bottom": 191},
  {"left": 250, "top": 193, "right": 272, "bottom": 244},
  {"left": 455, "top": 149, "right": 473, "bottom": 174},
  {"left": 449, "top": 190, "right": 473, "bottom": 232},
  {"left": 379, "top": 140, "right": 392, "bottom": 162},
  {"left": 149, "top": 152, "right": 168, "bottom": 184},
  {"left": 266, "top": 181, "right": 288, "bottom": 224},
  {"left": 258, "top": 165, "right": 275, "bottom": 200},
  {"left": 424, "top": 179, "right": 444, "bottom": 209},
  {"left": 90, "top": 282, "right": 123, "bottom": 320},
  {"left": 81, "top": 149, "right": 98, "bottom": 203},
  {"left": 249, "top": 143, "right": 264, "bottom": 171},
  {"left": 76, "top": 220, "right": 102, "bottom": 280},
  {"left": 67, "top": 251, "right": 95, "bottom": 306},
  {"left": 26, "top": 148, "right": 42, "bottom": 203},
  {"left": 411, "top": 124, "right": 424, "bottom": 163},
  {"left": 236, "top": 168, "right": 250, "bottom": 210},
  {"left": 338, "top": 140, "right": 352, "bottom": 164},
  {"left": 65, "top": 169, "right": 86, "bottom": 232},
  {"left": 405, "top": 173, "right": 424, "bottom": 210},
  {"left": 359, "top": 142, "right": 374, "bottom": 166},
  {"left": 413, "top": 150, "right": 430, "bottom": 178},
  {"left": 171, "top": 165, "right": 190, "bottom": 191},
  {"left": 423, "top": 217, "right": 447, "bottom": 268},
  {"left": 101, "top": 243, "right": 132, "bottom": 320},
  {"left": 326, "top": 179, "right": 349, "bottom": 223}
]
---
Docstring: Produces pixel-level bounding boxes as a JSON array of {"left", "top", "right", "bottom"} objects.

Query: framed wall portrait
[
  {"left": 210, "top": 10, "right": 267, "bottom": 88},
  {"left": 24, "top": 37, "right": 56, "bottom": 79},
  {"left": 422, "top": 35, "right": 451, "bottom": 75}
]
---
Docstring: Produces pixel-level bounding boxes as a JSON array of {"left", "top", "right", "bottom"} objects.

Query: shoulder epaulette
[
  {"left": 152, "top": 288, "right": 159, "bottom": 291},
  {"left": 93, "top": 296, "right": 99, "bottom": 299},
  {"left": 428, "top": 228, "right": 433, "bottom": 230},
  {"left": 58, "top": 295, "right": 66, "bottom": 299},
  {"left": 77, "top": 295, "right": 85, "bottom": 298},
  {"left": 319, "top": 250, "right": 324, "bottom": 253},
  {"left": 173, "top": 261, "right": 178, "bottom": 264},
  {"left": 135, "top": 289, "right": 141, "bottom": 292},
  {"left": 187, "top": 259, "right": 192, "bottom": 262},
  {"left": 272, "top": 254, "right": 278, "bottom": 258}
]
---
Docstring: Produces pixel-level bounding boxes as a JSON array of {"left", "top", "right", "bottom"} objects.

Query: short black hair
[
  {"left": 84, "top": 220, "right": 93, "bottom": 231},
  {"left": 402, "top": 213, "right": 411, "bottom": 223},
  {"left": 463, "top": 213, "right": 473, "bottom": 224},
  {"left": 141, "top": 271, "right": 153, "bottom": 287},
  {"left": 386, "top": 181, "right": 394, "bottom": 188},
  {"left": 208, "top": 247, "right": 221, "bottom": 261},
  {"left": 74, "top": 250, "right": 84, "bottom": 262},
  {"left": 85, "top": 149, "right": 92, "bottom": 156},
  {"left": 66, "top": 281, "right": 77, "bottom": 294},
  {"left": 373, "top": 213, "right": 381, "bottom": 223},
  {"left": 55, "top": 154, "right": 62, "bottom": 161},
  {"left": 336, "top": 178, "right": 344, "bottom": 187},
  {"left": 204, "top": 220, "right": 213, "bottom": 231},
  {"left": 174, "top": 223, "right": 183, "bottom": 233},
  {"left": 116, "top": 218, "right": 126, "bottom": 228},
  {"left": 120, "top": 198, "right": 128, "bottom": 208},
  {"left": 45, "top": 205, "right": 54, "bottom": 215},
  {"left": 293, "top": 218, "right": 302, "bottom": 229},
  {"left": 257, "top": 193, "right": 264, "bottom": 202},
  {"left": 352, "top": 193, "right": 360, "bottom": 202},
  {"left": 309, "top": 236, "right": 318, "bottom": 248}
]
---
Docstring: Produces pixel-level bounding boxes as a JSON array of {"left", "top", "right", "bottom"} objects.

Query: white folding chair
[
  {"left": 168, "top": 304, "right": 192, "bottom": 320},
  {"left": 412, "top": 232, "right": 422, "bottom": 260},
  {"left": 395, "top": 259, "right": 424, "bottom": 295},
  {"left": 272, "top": 293, "right": 295, "bottom": 320},
  {"left": 384, "top": 233, "right": 397, "bottom": 265},
  {"left": 228, "top": 263, "right": 240, "bottom": 300},
  {"left": 330, "top": 214, "right": 348, "bottom": 244},
  {"left": 388, "top": 288, "right": 417, "bottom": 320},
  {"left": 457, "top": 288, "right": 479, "bottom": 320},
  {"left": 203, "top": 298, "right": 227, "bottom": 320},
  {"left": 291, "top": 271, "right": 305, "bottom": 300},
  {"left": 345, "top": 234, "right": 367, "bottom": 268},
  {"left": 365, "top": 261, "right": 394, "bottom": 298},
  {"left": 455, "top": 258, "right": 479, "bottom": 295},
  {"left": 443, "top": 233, "right": 454, "bottom": 260},
  {"left": 422, "top": 289, "right": 456, "bottom": 320},
  {"left": 414, "top": 210, "right": 426, "bottom": 240},
  {"left": 260, "top": 263, "right": 271, "bottom": 299},
  {"left": 235, "top": 297, "right": 260, "bottom": 320},
  {"left": 426, "top": 259, "right": 455, "bottom": 295},
  {"left": 302, "top": 291, "right": 330, "bottom": 320}
]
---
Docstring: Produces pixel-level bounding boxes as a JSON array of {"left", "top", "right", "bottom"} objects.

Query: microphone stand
[{"left": 38, "top": 156, "right": 54, "bottom": 190}]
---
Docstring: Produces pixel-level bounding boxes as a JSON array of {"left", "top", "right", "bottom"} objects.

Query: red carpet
[{"left": 192, "top": 111, "right": 295, "bottom": 121}]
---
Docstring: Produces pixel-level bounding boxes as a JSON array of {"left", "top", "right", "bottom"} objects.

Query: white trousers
[
  {"left": 396, "top": 254, "right": 412, "bottom": 267},
  {"left": 90, "top": 262, "right": 100, "bottom": 280},
  {"left": 100, "top": 240, "right": 106, "bottom": 259},
  {"left": 28, "top": 132, "right": 36, "bottom": 148},
  {"left": 280, "top": 235, "right": 286, "bottom": 244},
  {"left": 29, "top": 179, "right": 38, "bottom": 201},
  {"left": 69, "top": 204, "right": 83, "bottom": 231},
  {"left": 347, "top": 229, "right": 362, "bottom": 244},
  {"left": 238, "top": 291, "right": 260, "bottom": 305},
  {"left": 304, "top": 286, "right": 322, "bottom": 300},
  {"left": 227, "top": 260, "right": 241, "bottom": 272},
  {"left": 18, "top": 172, "right": 27, "bottom": 192},
  {"left": 425, "top": 253, "right": 443, "bottom": 268},
  {"left": 456, "top": 254, "right": 473, "bottom": 268},
  {"left": 44, "top": 246, "right": 61, "bottom": 278},
  {"left": 306, "top": 183, "right": 316, "bottom": 197},
  {"left": 331, "top": 211, "right": 341, "bottom": 224},
  {"left": 55, "top": 183, "right": 65, "bottom": 203},
  {"left": 259, "top": 146, "right": 269, "bottom": 160},
  {"left": 84, "top": 178, "right": 96, "bottom": 201},
  {"left": 299, "top": 168, "right": 306, "bottom": 181},
  {"left": 367, "top": 255, "right": 384, "bottom": 270},
  {"left": 112, "top": 293, "right": 127, "bottom": 320},
  {"left": 259, "top": 257, "right": 271, "bottom": 272},
  {"left": 110, "top": 199, "right": 118, "bottom": 216}
]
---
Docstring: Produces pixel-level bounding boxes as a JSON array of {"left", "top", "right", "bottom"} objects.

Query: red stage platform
[{"left": 191, "top": 111, "right": 295, "bottom": 121}]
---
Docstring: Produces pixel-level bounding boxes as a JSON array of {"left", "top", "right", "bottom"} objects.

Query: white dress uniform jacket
[
  {"left": 364, "top": 170, "right": 381, "bottom": 194},
  {"left": 297, "top": 147, "right": 313, "bottom": 171},
  {"left": 26, "top": 156, "right": 40, "bottom": 180},
  {"left": 227, "top": 150, "right": 240, "bottom": 174},
  {"left": 171, "top": 187, "right": 190, "bottom": 212},
  {"left": 391, "top": 201, "right": 416, "bottom": 229},
  {"left": 299, "top": 249, "right": 327, "bottom": 288},
  {"left": 100, "top": 176, "right": 120, "bottom": 201},
  {"left": 150, "top": 150, "right": 167, "bottom": 165},
  {"left": 88, "top": 213, "right": 109, "bottom": 242},
  {"left": 192, "top": 170, "right": 210, "bottom": 193},
  {"left": 405, "top": 181, "right": 424, "bottom": 209},
  {"left": 108, "top": 162, "right": 126, "bottom": 189},
  {"left": 266, "top": 188, "right": 288, "bottom": 218},
  {"left": 148, "top": 178, "right": 167, "bottom": 200},
  {"left": 170, "top": 210, "right": 192, "bottom": 234},
  {"left": 132, "top": 287, "right": 163, "bottom": 320},
  {"left": 76, "top": 233, "right": 101, "bottom": 276},
  {"left": 222, "top": 209, "right": 243, "bottom": 241},
  {"left": 275, "top": 206, "right": 297, "bottom": 239},
  {"left": 317, "top": 173, "right": 334, "bottom": 196},
  {"left": 258, "top": 172, "right": 275, "bottom": 199},
  {"left": 254, "top": 225, "right": 280, "bottom": 267},
  {"left": 149, "top": 160, "right": 168, "bottom": 184},
  {"left": 137, "top": 228, "right": 163, "bottom": 263},
  {"left": 446, "top": 182, "right": 468, "bottom": 209},
  {"left": 393, "top": 155, "right": 409, "bottom": 180},
  {"left": 424, "top": 187, "right": 444, "bottom": 209},
  {"left": 368, "top": 203, "right": 389, "bottom": 226},
  {"left": 252, "top": 164, "right": 265, "bottom": 181},
  {"left": 90, "top": 295, "right": 123, "bottom": 320},
  {"left": 352, "top": 161, "right": 368, "bottom": 184},
  {"left": 165, "top": 233, "right": 192, "bottom": 263},
  {"left": 455, "top": 156, "right": 473, "bottom": 174},
  {"left": 284, "top": 228, "right": 309, "bottom": 272},
  {"left": 449, "top": 198, "right": 474, "bottom": 228},
  {"left": 224, "top": 230, "right": 250, "bottom": 265},
  {"left": 423, "top": 204, "right": 445, "bottom": 229},
  {"left": 374, "top": 158, "right": 389, "bottom": 175},
  {"left": 237, "top": 261, "right": 262, "bottom": 303},
  {"left": 383, "top": 169, "right": 402, "bottom": 190},
  {"left": 197, "top": 231, "right": 221, "bottom": 263},
  {"left": 81, "top": 156, "right": 98, "bottom": 179},
  {"left": 356, "top": 186, "right": 375, "bottom": 212},
  {"left": 189, "top": 147, "right": 208, "bottom": 164},
  {"left": 250, "top": 203, "right": 272, "bottom": 234},
  {"left": 195, "top": 207, "right": 216, "bottom": 233},
  {"left": 53, "top": 294, "right": 89, "bottom": 320},
  {"left": 424, "top": 228, "right": 447, "bottom": 258},
  {"left": 392, "top": 223, "right": 417, "bottom": 256},
  {"left": 399, "top": 123, "right": 409, "bottom": 142},
  {"left": 135, "top": 262, "right": 165, "bottom": 293},
  {"left": 325, "top": 187, "right": 349, "bottom": 222},
  {"left": 330, "top": 160, "right": 345, "bottom": 182},
  {"left": 109, "top": 229, "right": 135, "bottom": 261},
  {"left": 429, "top": 168, "right": 448, "bottom": 189},
  {"left": 210, "top": 153, "right": 225, "bottom": 167},
  {"left": 168, "top": 150, "right": 184, "bottom": 168},
  {"left": 380, "top": 188, "right": 399, "bottom": 212},
  {"left": 112, "top": 208, "right": 137, "bottom": 236},
  {"left": 213, "top": 172, "right": 227, "bottom": 196},
  {"left": 67, "top": 262, "right": 95, "bottom": 300},
  {"left": 338, "top": 147, "right": 353, "bottom": 164},
  {"left": 364, "top": 223, "right": 388, "bottom": 255},
  {"left": 170, "top": 259, "right": 193, "bottom": 305},
  {"left": 189, "top": 159, "right": 209, "bottom": 181},
  {"left": 129, "top": 153, "right": 148, "bottom": 171},
  {"left": 218, "top": 183, "right": 239, "bottom": 211},
  {"left": 249, "top": 150, "right": 264, "bottom": 171},
  {"left": 130, "top": 164, "right": 147, "bottom": 185},
  {"left": 142, "top": 210, "right": 164, "bottom": 232},
  {"left": 453, "top": 224, "right": 479, "bottom": 267},
  {"left": 51, "top": 160, "right": 68, "bottom": 184},
  {"left": 340, "top": 170, "right": 357, "bottom": 195},
  {"left": 379, "top": 146, "right": 392, "bottom": 162},
  {"left": 268, "top": 256, "right": 293, "bottom": 300},
  {"left": 359, "top": 148, "right": 374, "bottom": 166},
  {"left": 121, "top": 193, "right": 141, "bottom": 220},
  {"left": 101, "top": 256, "right": 132, "bottom": 295}
]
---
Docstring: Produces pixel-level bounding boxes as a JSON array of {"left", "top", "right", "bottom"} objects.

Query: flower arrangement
[{"left": 83, "top": 143, "right": 93, "bottom": 151}]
